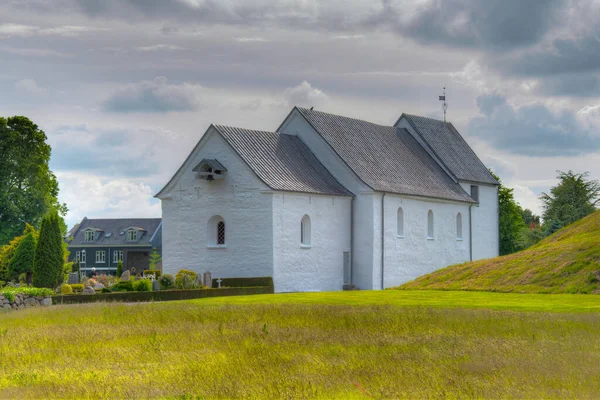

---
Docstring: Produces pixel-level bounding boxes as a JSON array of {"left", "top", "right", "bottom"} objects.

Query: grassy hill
[{"left": 399, "top": 210, "right": 600, "bottom": 294}]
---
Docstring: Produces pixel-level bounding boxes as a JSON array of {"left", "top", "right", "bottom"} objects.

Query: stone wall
[{"left": 0, "top": 293, "right": 52, "bottom": 310}]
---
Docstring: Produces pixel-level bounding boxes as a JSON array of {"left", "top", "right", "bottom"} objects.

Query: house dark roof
[
  {"left": 215, "top": 125, "right": 352, "bottom": 196},
  {"left": 401, "top": 114, "right": 498, "bottom": 185},
  {"left": 69, "top": 218, "right": 162, "bottom": 246},
  {"left": 296, "top": 107, "right": 475, "bottom": 203}
]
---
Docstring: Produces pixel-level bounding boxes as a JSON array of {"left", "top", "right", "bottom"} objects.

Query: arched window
[
  {"left": 397, "top": 207, "right": 404, "bottom": 237},
  {"left": 301, "top": 215, "right": 311, "bottom": 246},
  {"left": 427, "top": 210, "right": 434, "bottom": 239},
  {"left": 208, "top": 215, "right": 226, "bottom": 246},
  {"left": 456, "top": 212, "right": 463, "bottom": 240}
]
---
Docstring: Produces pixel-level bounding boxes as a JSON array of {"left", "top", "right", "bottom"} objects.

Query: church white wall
[
  {"left": 161, "top": 129, "right": 274, "bottom": 281},
  {"left": 460, "top": 182, "right": 499, "bottom": 260},
  {"left": 272, "top": 192, "right": 351, "bottom": 292},
  {"left": 279, "top": 110, "right": 376, "bottom": 291},
  {"left": 374, "top": 194, "right": 472, "bottom": 289}
]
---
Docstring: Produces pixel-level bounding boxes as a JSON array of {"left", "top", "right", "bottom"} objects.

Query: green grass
[
  {"left": 2, "top": 291, "right": 600, "bottom": 398},
  {"left": 399, "top": 210, "right": 600, "bottom": 294}
]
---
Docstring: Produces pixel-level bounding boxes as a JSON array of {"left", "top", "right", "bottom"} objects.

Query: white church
[{"left": 155, "top": 107, "right": 499, "bottom": 292}]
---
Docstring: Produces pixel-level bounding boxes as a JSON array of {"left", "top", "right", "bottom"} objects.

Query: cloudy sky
[{"left": 2, "top": 0, "right": 600, "bottom": 227}]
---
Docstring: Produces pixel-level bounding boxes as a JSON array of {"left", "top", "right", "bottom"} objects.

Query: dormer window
[
  {"left": 193, "top": 159, "right": 227, "bottom": 182},
  {"left": 127, "top": 229, "right": 138, "bottom": 241},
  {"left": 84, "top": 230, "right": 95, "bottom": 242}
]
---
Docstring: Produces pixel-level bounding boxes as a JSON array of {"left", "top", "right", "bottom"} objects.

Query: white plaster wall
[
  {"left": 279, "top": 110, "right": 375, "bottom": 291},
  {"left": 161, "top": 128, "right": 274, "bottom": 281},
  {"left": 272, "top": 192, "right": 351, "bottom": 292},
  {"left": 460, "top": 182, "right": 499, "bottom": 260},
  {"left": 378, "top": 194, "right": 472, "bottom": 288}
]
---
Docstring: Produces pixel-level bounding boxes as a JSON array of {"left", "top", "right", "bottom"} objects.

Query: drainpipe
[
  {"left": 350, "top": 196, "right": 354, "bottom": 286},
  {"left": 469, "top": 204, "right": 473, "bottom": 261},
  {"left": 380, "top": 193, "right": 386, "bottom": 290}
]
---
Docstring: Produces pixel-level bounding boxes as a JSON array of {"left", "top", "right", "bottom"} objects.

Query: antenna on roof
[{"left": 439, "top": 87, "right": 448, "bottom": 122}]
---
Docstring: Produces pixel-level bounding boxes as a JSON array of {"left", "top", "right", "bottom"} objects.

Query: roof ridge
[
  {"left": 296, "top": 107, "right": 395, "bottom": 130},
  {"left": 403, "top": 113, "right": 448, "bottom": 124},
  {"left": 214, "top": 125, "right": 279, "bottom": 135}
]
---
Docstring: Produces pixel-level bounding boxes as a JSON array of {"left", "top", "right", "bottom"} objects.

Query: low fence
[{"left": 53, "top": 285, "right": 274, "bottom": 305}]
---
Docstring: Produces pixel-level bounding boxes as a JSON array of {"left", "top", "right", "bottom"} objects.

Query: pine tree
[
  {"left": 8, "top": 232, "right": 36, "bottom": 284},
  {"left": 32, "top": 211, "right": 64, "bottom": 288},
  {"left": 116, "top": 260, "right": 123, "bottom": 277},
  {"left": 149, "top": 247, "right": 161, "bottom": 271}
]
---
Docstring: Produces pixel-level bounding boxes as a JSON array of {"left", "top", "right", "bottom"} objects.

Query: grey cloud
[
  {"left": 535, "top": 73, "right": 600, "bottom": 98},
  {"left": 102, "top": 77, "right": 200, "bottom": 113},
  {"left": 467, "top": 93, "right": 600, "bottom": 156},
  {"left": 283, "top": 81, "right": 328, "bottom": 108}
]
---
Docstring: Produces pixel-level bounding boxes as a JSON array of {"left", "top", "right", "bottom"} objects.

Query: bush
[
  {"left": 71, "top": 284, "right": 84, "bottom": 293},
  {"left": 159, "top": 274, "right": 175, "bottom": 290},
  {"left": 101, "top": 288, "right": 111, "bottom": 293},
  {"left": 8, "top": 232, "right": 36, "bottom": 283},
  {"left": 60, "top": 284, "right": 73, "bottom": 294},
  {"left": 96, "top": 274, "right": 119, "bottom": 288},
  {"left": 84, "top": 278, "right": 97, "bottom": 288},
  {"left": 176, "top": 270, "right": 198, "bottom": 289},
  {"left": 111, "top": 281, "right": 134, "bottom": 292},
  {"left": 134, "top": 279, "right": 152, "bottom": 292},
  {"left": 143, "top": 270, "right": 162, "bottom": 279},
  {"left": 116, "top": 260, "right": 123, "bottom": 278}
]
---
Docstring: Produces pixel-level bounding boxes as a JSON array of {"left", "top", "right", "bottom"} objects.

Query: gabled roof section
[
  {"left": 214, "top": 125, "right": 352, "bottom": 196},
  {"left": 193, "top": 158, "right": 227, "bottom": 172},
  {"left": 69, "top": 218, "right": 162, "bottom": 246},
  {"left": 400, "top": 114, "right": 498, "bottom": 185},
  {"left": 295, "top": 107, "right": 475, "bottom": 203}
]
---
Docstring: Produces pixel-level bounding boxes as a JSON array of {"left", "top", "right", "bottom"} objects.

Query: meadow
[{"left": 1, "top": 290, "right": 600, "bottom": 399}]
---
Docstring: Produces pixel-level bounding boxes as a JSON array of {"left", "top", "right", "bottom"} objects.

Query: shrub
[
  {"left": 116, "top": 260, "right": 123, "bottom": 278},
  {"left": 32, "top": 210, "right": 64, "bottom": 289},
  {"left": 159, "top": 274, "right": 175, "bottom": 290},
  {"left": 111, "top": 281, "right": 134, "bottom": 292},
  {"left": 84, "top": 278, "right": 97, "bottom": 288},
  {"left": 101, "top": 288, "right": 111, "bottom": 293},
  {"left": 8, "top": 232, "right": 36, "bottom": 283},
  {"left": 71, "top": 284, "right": 84, "bottom": 293},
  {"left": 96, "top": 274, "right": 119, "bottom": 288},
  {"left": 143, "top": 270, "right": 162, "bottom": 279},
  {"left": 134, "top": 279, "right": 152, "bottom": 292},
  {"left": 72, "top": 260, "right": 80, "bottom": 273},
  {"left": 176, "top": 270, "right": 198, "bottom": 289},
  {"left": 149, "top": 247, "right": 162, "bottom": 270},
  {"left": 60, "top": 284, "right": 73, "bottom": 294}
]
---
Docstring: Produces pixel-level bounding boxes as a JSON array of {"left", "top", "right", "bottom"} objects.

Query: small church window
[
  {"left": 427, "top": 210, "right": 434, "bottom": 239},
  {"left": 456, "top": 213, "right": 463, "bottom": 240},
  {"left": 397, "top": 207, "right": 404, "bottom": 237},
  {"left": 470, "top": 185, "right": 479, "bottom": 203},
  {"left": 81, "top": 250, "right": 86, "bottom": 263},
  {"left": 217, "top": 221, "right": 225, "bottom": 245},
  {"left": 208, "top": 215, "right": 226, "bottom": 246},
  {"left": 301, "top": 215, "right": 311, "bottom": 246}
]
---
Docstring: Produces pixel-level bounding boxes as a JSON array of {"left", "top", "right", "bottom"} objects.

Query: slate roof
[
  {"left": 215, "top": 125, "right": 352, "bottom": 196},
  {"left": 401, "top": 114, "right": 498, "bottom": 185},
  {"left": 69, "top": 218, "right": 162, "bottom": 246},
  {"left": 296, "top": 107, "right": 476, "bottom": 203}
]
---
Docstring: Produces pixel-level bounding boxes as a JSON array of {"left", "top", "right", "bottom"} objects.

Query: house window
[
  {"left": 113, "top": 250, "right": 123, "bottom": 262},
  {"left": 208, "top": 216, "right": 226, "bottom": 246},
  {"left": 427, "top": 210, "right": 434, "bottom": 239},
  {"left": 301, "top": 215, "right": 311, "bottom": 246},
  {"left": 456, "top": 213, "right": 463, "bottom": 240},
  {"left": 96, "top": 251, "right": 106, "bottom": 263},
  {"left": 81, "top": 250, "right": 86, "bottom": 263},
  {"left": 470, "top": 185, "right": 479, "bottom": 203},
  {"left": 75, "top": 251, "right": 81, "bottom": 262},
  {"left": 84, "top": 230, "right": 95, "bottom": 242},
  {"left": 397, "top": 207, "right": 404, "bottom": 237},
  {"left": 127, "top": 229, "right": 138, "bottom": 241}
]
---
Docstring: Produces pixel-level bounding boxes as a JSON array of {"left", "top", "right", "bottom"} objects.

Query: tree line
[{"left": 497, "top": 170, "right": 600, "bottom": 256}]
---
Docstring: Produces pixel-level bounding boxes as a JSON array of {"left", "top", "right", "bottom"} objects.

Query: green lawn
[{"left": 2, "top": 290, "right": 600, "bottom": 399}]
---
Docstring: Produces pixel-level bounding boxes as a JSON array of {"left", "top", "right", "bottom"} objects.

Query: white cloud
[
  {"left": 0, "top": 23, "right": 105, "bottom": 38},
  {"left": 102, "top": 77, "right": 202, "bottom": 113},
  {"left": 234, "top": 37, "right": 267, "bottom": 42},
  {"left": 136, "top": 44, "right": 186, "bottom": 51},
  {"left": 14, "top": 79, "right": 47, "bottom": 95},
  {"left": 283, "top": 81, "right": 328, "bottom": 108}
]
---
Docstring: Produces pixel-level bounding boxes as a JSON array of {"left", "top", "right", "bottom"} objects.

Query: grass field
[
  {"left": 399, "top": 210, "right": 600, "bottom": 294},
  {"left": 2, "top": 291, "right": 600, "bottom": 399}
]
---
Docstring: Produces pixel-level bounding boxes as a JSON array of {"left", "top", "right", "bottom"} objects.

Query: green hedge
[
  {"left": 53, "top": 286, "right": 274, "bottom": 305},
  {"left": 211, "top": 276, "right": 274, "bottom": 288}
]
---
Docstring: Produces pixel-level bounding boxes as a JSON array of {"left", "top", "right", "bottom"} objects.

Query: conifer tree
[
  {"left": 8, "top": 232, "right": 36, "bottom": 284},
  {"left": 32, "top": 211, "right": 64, "bottom": 288}
]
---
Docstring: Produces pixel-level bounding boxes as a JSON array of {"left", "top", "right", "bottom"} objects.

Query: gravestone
[
  {"left": 68, "top": 272, "right": 79, "bottom": 284},
  {"left": 121, "top": 270, "right": 131, "bottom": 281},
  {"left": 152, "top": 280, "right": 160, "bottom": 292},
  {"left": 82, "top": 286, "right": 95, "bottom": 295},
  {"left": 216, "top": 278, "right": 222, "bottom": 288},
  {"left": 203, "top": 272, "right": 212, "bottom": 287}
]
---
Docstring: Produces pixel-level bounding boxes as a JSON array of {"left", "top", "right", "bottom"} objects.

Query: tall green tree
[
  {"left": 490, "top": 171, "right": 527, "bottom": 256},
  {"left": 0, "top": 116, "right": 67, "bottom": 246},
  {"left": 0, "top": 223, "right": 37, "bottom": 281},
  {"left": 32, "top": 211, "right": 64, "bottom": 288},
  {"left": 8, "top": 232, "right": 36, "bottom": 284},
  {"left": 540, "top": 170, "right": 600, "bottom": 233}
]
